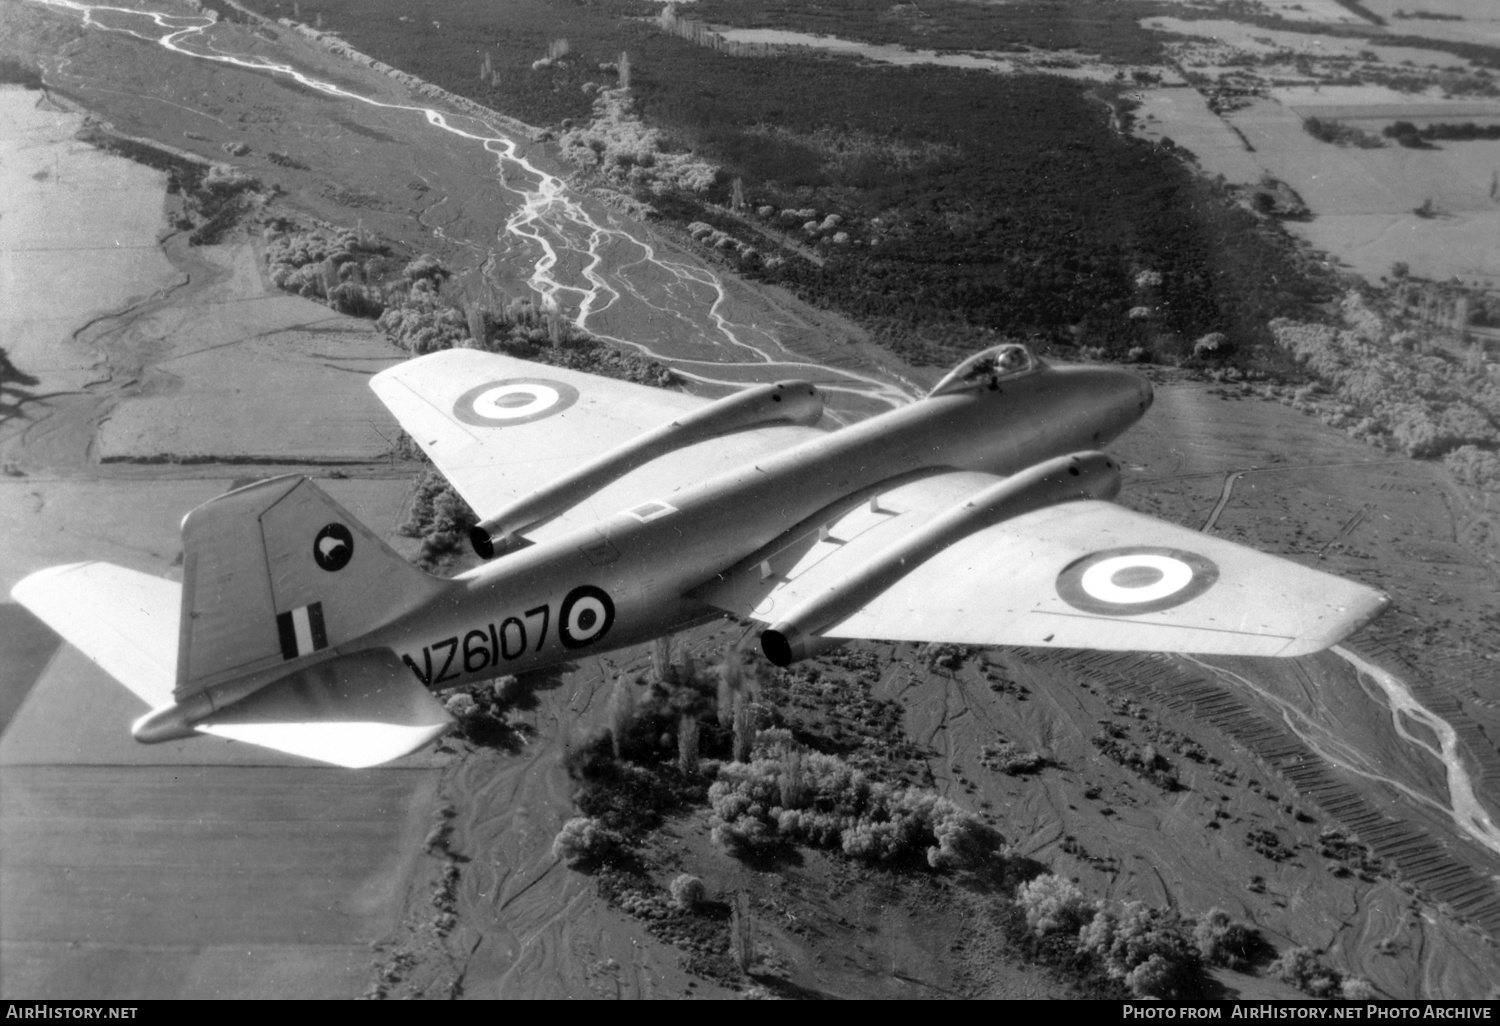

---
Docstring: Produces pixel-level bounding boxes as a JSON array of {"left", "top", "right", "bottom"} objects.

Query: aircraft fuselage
[{"left": 367, "top": 360, "right": 1153, "bottom": 691}]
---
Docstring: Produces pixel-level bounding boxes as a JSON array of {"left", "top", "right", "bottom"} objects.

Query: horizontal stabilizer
[
  {"left": 11, "top": 562, "right": 179, "bottom": 710},
  {"left": 194, "top": 650, "right": 453, "bottom": 768}
]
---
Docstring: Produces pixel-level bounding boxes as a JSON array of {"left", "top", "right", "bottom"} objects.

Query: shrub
[
  {"left": 551, "top": 816, "right": 619, "bottom": 865},
  {"left": 444, "top": 692, "right": 479, "bottom": 717},
  {"left": 1445, "top": 445, "right": 1500, "bottom": 493},
  {"left": 1270, "top": 946, "right": 1341, "bottom": 999},
  {"left": 982, "top": 741, "right": 1047, "bottom": 775},
  {"left": 1016, "top": 874, "right": 1095, "bottom": 938},
  {"left": 1193, "top": 908, "right": 1259, "bottom": 970},
  {"left": 1341, "top": 977, "right": 1377, "bottom": 999},
  {"left": 669, "top": 873, "right": 706, "bottom": 912},
  {"left": 1079, "top": 902, "right": 1199, "bottom": 999},
  {"left": 403, "top": 253, "right": 446, "bottom": 282},
  {"left": 1193, "top": 332, "right": 1228, "bottom": 358}
]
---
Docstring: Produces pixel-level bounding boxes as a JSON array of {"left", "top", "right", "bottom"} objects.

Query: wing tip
[
  {"left": 11, "top": 561, "right": 101, "bottom": 604},
  {"left": 1280, "top": 587, "right": 1392, "bottom": 657}
]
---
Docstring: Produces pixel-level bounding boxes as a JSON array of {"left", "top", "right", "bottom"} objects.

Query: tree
[{"left": 730, "top": 891, "right": 756, "bottom": 972}]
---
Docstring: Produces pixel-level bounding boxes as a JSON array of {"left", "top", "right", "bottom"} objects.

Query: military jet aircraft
[{"left": 12, "top": 343, "right": 1387, "bottom": 767}]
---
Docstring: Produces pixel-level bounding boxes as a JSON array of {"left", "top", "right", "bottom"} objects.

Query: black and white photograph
[{"left": 2, "top": 0, "right": 1499, "bottom": 1002}]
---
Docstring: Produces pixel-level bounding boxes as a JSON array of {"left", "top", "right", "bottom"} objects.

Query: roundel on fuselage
[
  {"left": 1055, "top": 547, "right": 1218, "bottom": 616},
  {"left": 558, "top": 585, "right": 615, "bottom": 649},
  {"left": 453, "top": 378, "right": 580, "bottom": 427}
]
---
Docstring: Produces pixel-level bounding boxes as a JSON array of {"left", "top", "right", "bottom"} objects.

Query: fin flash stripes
[{"left": 277, "top": 602, "right": 328, "bottom": 660}]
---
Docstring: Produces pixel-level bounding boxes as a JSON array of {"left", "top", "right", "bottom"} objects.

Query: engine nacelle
[
  {"left": 760, "top": 451, "right": 1121, "bottom": 666},
  {"left": 472, "top": 380, "right": 823, "bottom": 557}
]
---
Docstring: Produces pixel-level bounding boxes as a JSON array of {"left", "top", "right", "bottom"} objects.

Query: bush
[
  {"left": 1079, "top": 902, "right": 1200, "bottom": 999},
  {"left": 1193, "top": 908, "right": 1259, "bottom": 970},
  {"left": 551, "top": 816, "right": 619, "bottom": 865},
  {"left": 1445, "top": 445, "right": 1500, "bottom": 494},
  {"left": 1016, "top": 874, "right": 1095, "bottom": 938},
  {"left": 1193, "top": 332, "right": 1228, "bottom": 358},
  {"left": 403, "top": 253, "right": 447, "bottom": 282},
  {"left": 1270, "top": 946, "right": 1341, "bottom": 999},
  {"left": 981, "top": 741, "right": 1047, "bottom": 775},
  {"left": 669, "top": 873, "right": 706, "bottom": 912}
]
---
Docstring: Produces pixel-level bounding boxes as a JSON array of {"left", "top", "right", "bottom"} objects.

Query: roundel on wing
[
  {"left": 1055, "top": 546, "right": 1218, "bottom": 616},
  {"left": 453, "top": 378, "right": 580, "bottom": 427},
  {"left": 314, "top": 523, "right": 354, "bottom": 572},
  {"left": 558, "top": 585, "right": 615, "bottom": 649}
]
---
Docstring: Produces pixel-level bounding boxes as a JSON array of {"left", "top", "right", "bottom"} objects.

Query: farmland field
[{"left": 1363, "top": 0, "right": 1500, "bottom": 47}]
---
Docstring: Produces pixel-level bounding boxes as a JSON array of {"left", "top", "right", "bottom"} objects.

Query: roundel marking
[
  {"left": 314, "top": 523, "right": 354, "bottom": 572},
  {"left": 453, "top": 378, "right": 580, "bottom": 427},
  {"left": 558, "top": 585, "right": 615, "bottom": 649},
  {"left": 1055, "top": 547, "right": 1218, "bottom": 616}
]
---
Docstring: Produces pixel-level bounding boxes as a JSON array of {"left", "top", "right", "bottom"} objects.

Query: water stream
[
  {"left": 24, "top": 0, "right": 916, "bottom": 417},
  {"left": 1185, "top": 651, "right": 1500, "bottom": 862}
]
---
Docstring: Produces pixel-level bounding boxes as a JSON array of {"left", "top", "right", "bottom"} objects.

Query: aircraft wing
[
  {"left": 694, "top": 472, "right": 1387, "bottom": 657},
  {"left": 371, "top": 348, "right": 825, "bottom": 539}
]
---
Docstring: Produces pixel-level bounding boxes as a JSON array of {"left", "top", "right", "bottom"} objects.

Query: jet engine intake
[{"left": 760, "top": 451, "right": 1121, "bottom": 666}]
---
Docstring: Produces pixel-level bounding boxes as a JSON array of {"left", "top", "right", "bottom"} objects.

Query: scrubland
[{"left": 245, "top": 0, "right": 1340, "bottom": 368}]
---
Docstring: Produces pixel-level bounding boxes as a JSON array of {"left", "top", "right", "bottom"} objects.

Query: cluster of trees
[
  {"left": 266, "top": 221, "right": 674, "bottom": 383},
  {"left": 552, "top": 639, "right": 1003, "bottom": 882},
  {"left": 1271, "top": 292, "right": 1500, "bottom": 462},
  {"left": 557, "top": 86, "right": 717, "bottom": 196},
  {"left": 1303, "top": 116, "right": 1385, "bottom": 149},
  {"left": 399, "top": 469, "right": 478, "bottom": 570},
  {"left": 1016, "top": 874, "right": 1207, "bottom": 998},
  {"left": 265, "top": 223, "right": 403, "bottom": 318},
  {"left": 1014, "top": 874, "right": 1372, "bottom": 999},
  {"left": 1385, "top": 120, "right": 1500, "bottom": 147},
  {"left": 686, "top": 0, "right": 1170, "bottom": 64},
  {"left": 707, "top": 728, "right": 1005, "bottom": 870},
  {"left": 1270, "top": 946, "right": 1376, "bottom": 1000}
]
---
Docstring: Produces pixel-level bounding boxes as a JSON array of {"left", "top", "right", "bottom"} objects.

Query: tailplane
[
  {"left": 11, "top": 562, "right": 180, "bottom": 710},
  {"left": 11, "top": 477, "right": 456, "bottom": 767}
]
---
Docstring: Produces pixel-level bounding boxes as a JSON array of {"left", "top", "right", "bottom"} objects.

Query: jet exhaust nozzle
[
  {"left": 760, "top": 624, "right": 845, "bottom": 667},
  {"left": 471, "top": 524, "right": 496, "bottom": 559}
]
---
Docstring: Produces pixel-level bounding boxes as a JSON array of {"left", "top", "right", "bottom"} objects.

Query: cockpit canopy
[{"left": 928, "top": 343, "right": 1042, "bottom": 397}]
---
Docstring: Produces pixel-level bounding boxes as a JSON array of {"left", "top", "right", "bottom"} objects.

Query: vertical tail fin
[{"left": 176, "top": 476, "right": 447, "bottom": 697}]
